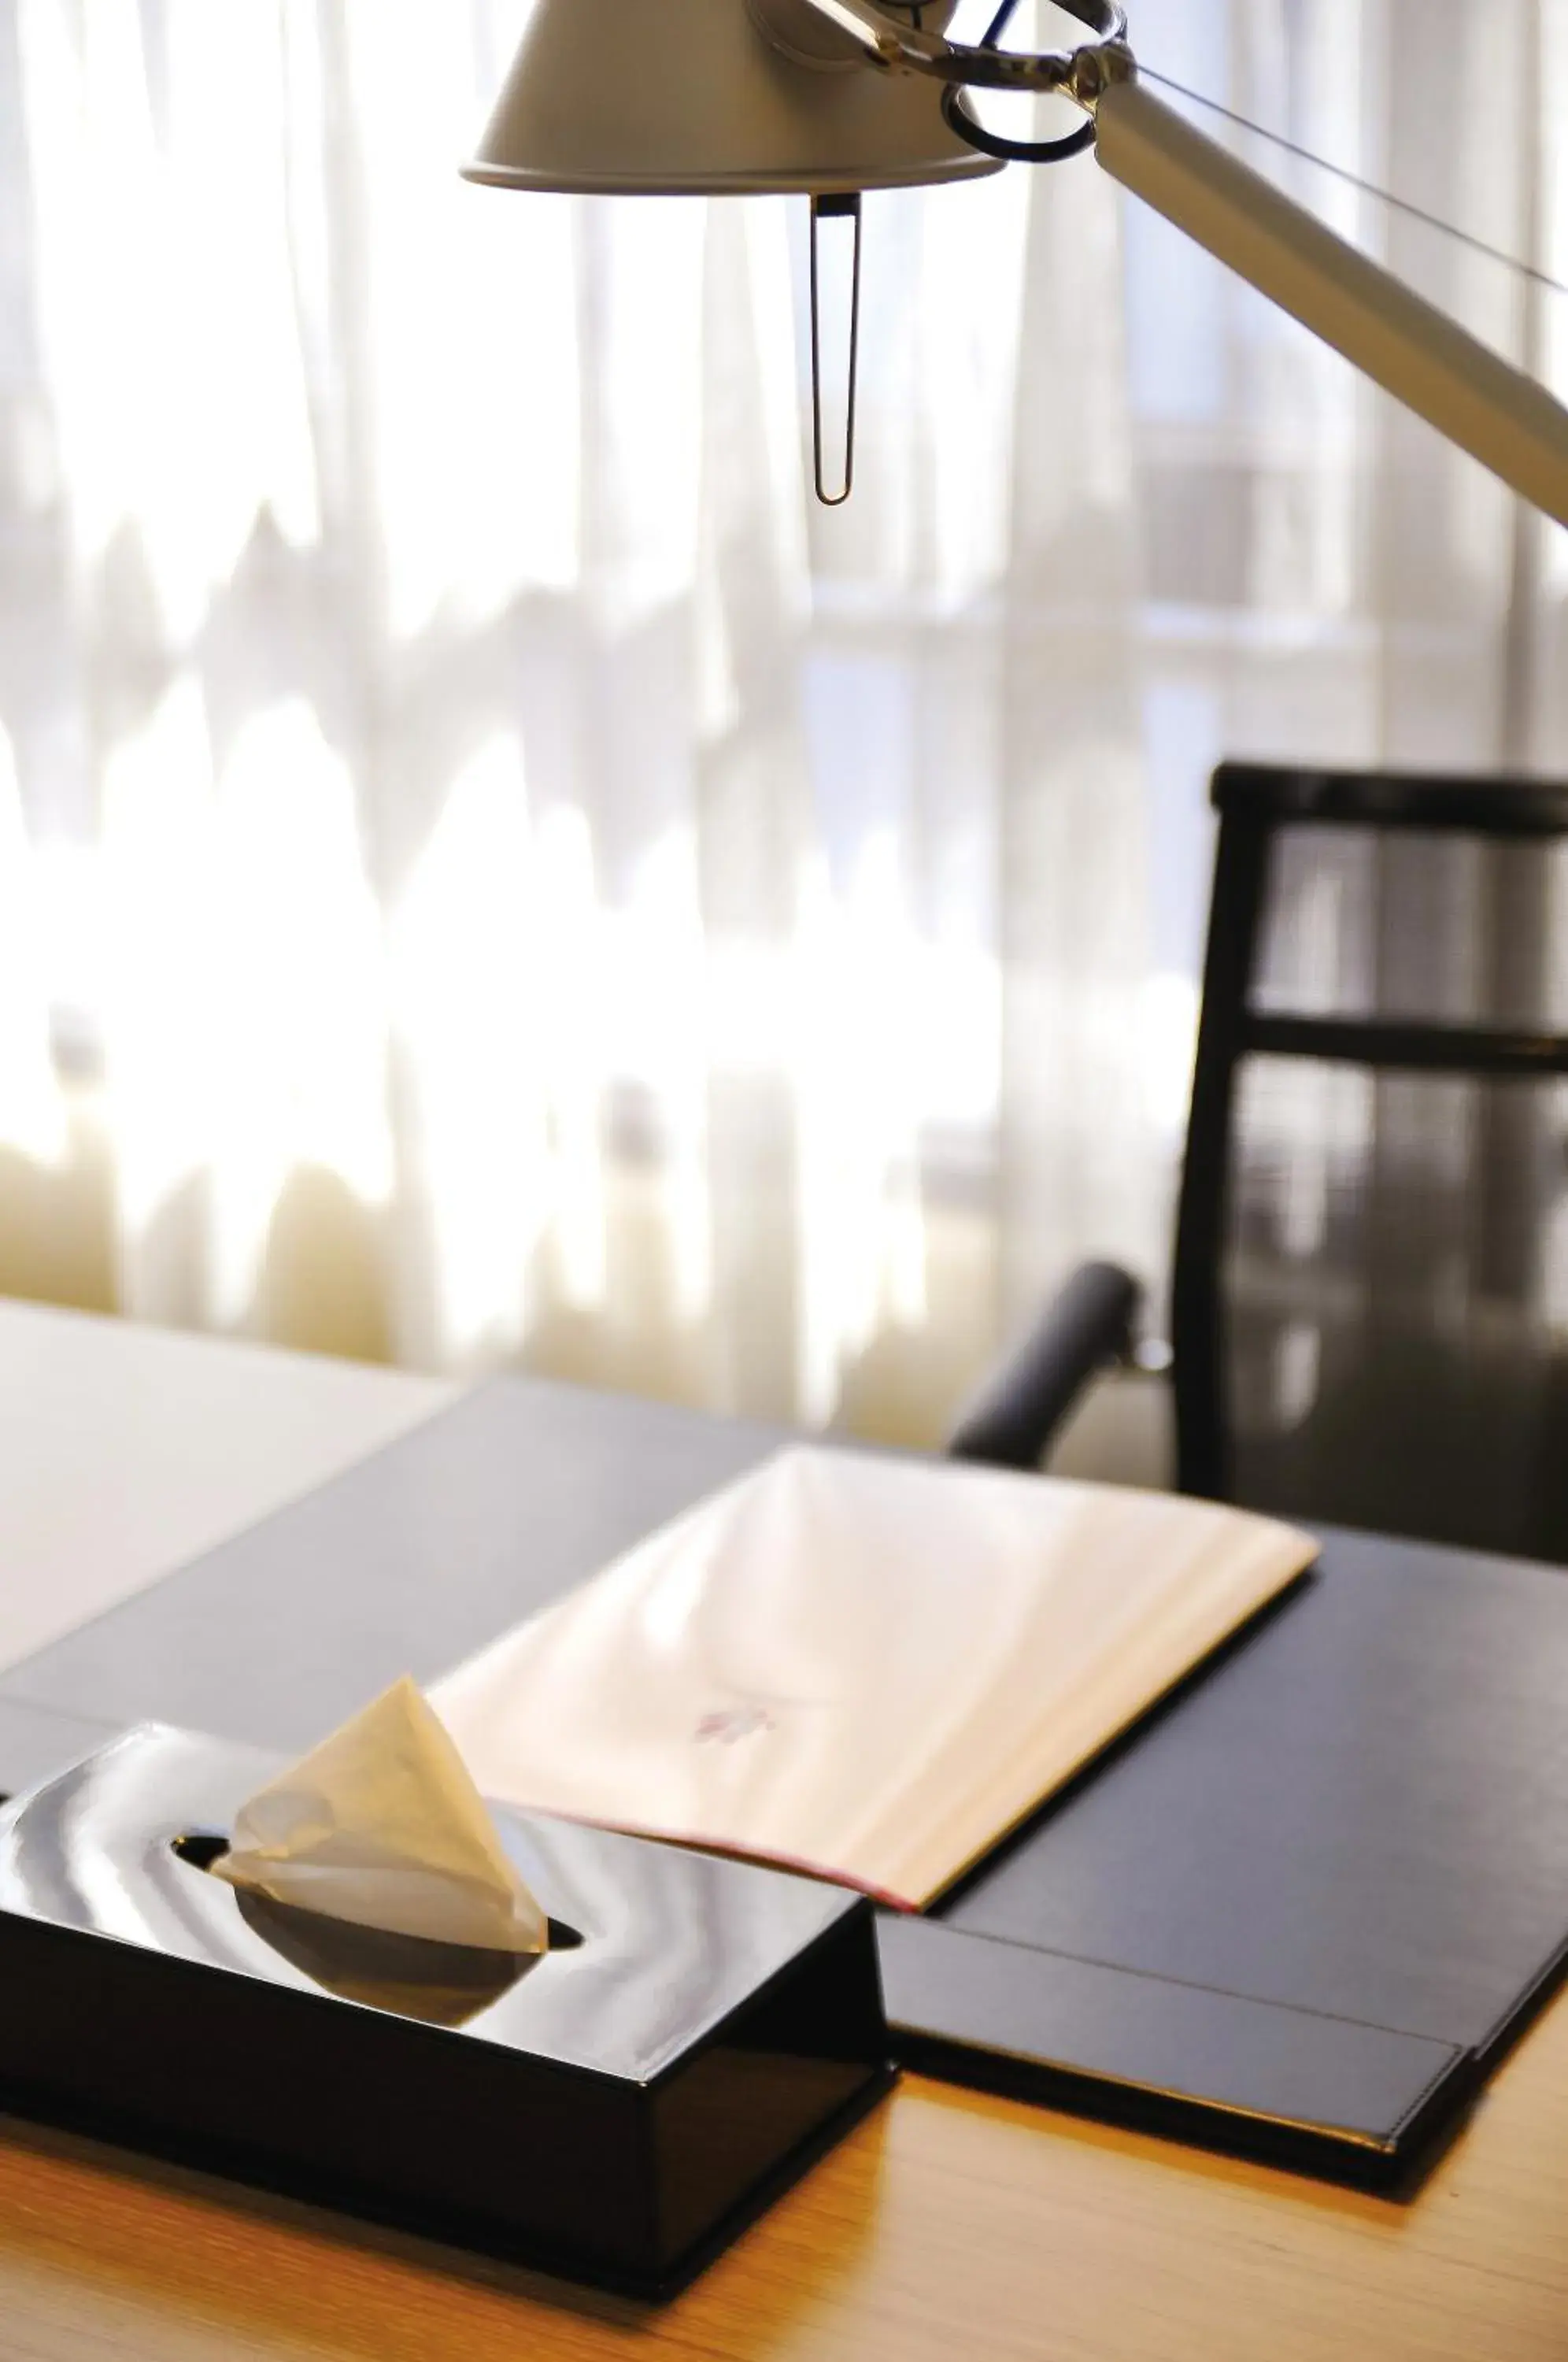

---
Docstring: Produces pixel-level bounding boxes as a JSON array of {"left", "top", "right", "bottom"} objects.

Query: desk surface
[
  {"left": 0, "top": 1299, "right": 452, "bottom": 1674},
  {"left": 1, "top": 1305, "right": 1566, "bottom": 2361}
]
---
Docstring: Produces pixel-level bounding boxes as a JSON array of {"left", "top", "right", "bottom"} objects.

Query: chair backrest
[{"left": 1174, "top": 762, "right": 1568, "bottom": 1562}]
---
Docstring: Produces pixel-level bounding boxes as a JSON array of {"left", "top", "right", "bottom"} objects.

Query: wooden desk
[
  {"left": 4, "top": 1997, "right": 1566, "bottom": 2361},
  {"left": 0, "top": 1307, "right": 1563, "bottom": 2361},
  {"left": 0, "top": 1300, "right": 451, "bottom": 1674}
]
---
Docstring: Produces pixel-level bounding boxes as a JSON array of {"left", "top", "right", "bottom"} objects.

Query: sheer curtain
[{"left": 0, "top": 0, "right": 1562, "bottom": 1439}]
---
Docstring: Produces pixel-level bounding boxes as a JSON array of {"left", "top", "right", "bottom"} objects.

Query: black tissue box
[{"left": 0, "top": 1726, "right": 892, "bottom": 2293}]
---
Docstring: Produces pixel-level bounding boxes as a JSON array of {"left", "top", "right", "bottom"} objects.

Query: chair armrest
[{"left": 945, "top": 1261, "right": 1145, "bottom": 1472}]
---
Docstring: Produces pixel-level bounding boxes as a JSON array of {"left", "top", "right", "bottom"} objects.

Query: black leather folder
[{"left": 5, "top": 1376, "right": 1568, "bottom": 2190}]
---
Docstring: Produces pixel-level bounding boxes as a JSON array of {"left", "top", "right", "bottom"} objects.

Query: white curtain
[{"left": 0, "top": 0, "right": 1562, "bottom": 1438}]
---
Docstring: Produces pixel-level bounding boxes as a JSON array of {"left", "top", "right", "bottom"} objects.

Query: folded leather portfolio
[
  {"left": 6, "top": 1376, "right": 1568, "bottom": 2193},
  {"left": 430, "top": 1446, "right": 1316, "bottom": 1907}
]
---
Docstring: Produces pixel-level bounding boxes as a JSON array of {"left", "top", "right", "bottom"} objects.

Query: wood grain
[{"left": 5, "top": 1984, "right": 1568, "bottom": 2362}]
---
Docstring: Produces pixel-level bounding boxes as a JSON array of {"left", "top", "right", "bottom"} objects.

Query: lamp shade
[{"left": 463, "top": 0, "right": 1002, "bottom": 196}]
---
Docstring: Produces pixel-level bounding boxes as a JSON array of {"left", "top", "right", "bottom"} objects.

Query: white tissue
[{"left": 212, "top": 1675, "right": 548, "bottom": 1955}]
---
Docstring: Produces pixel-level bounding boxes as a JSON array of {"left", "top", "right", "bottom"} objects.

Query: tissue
[{"left": 212, "top": 1675, "right": 548, "bottom": 1955}]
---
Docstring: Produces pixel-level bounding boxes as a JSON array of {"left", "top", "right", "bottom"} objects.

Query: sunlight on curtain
[
  {"left": 18, "top": 0, "right": 317, "bottom": 625},
  {"left": 348, "top": 7, "right": 582, "bottom": 631},
  {"left": 0, "top": 0, "right": 1565, "bottom": 1442},
  {"left": 205, "top": 699, "right": 391, "bottom": 1325},
  {"left": 0, "top": 720, "right": 64, "bottom": 1164},
  {"left": 391, "top": 734, "right": 586, "bottom": 1365},
  {"left": 98, "top": 676, "right": 217, "bottom": 1263},
  {"left": 98, "top": 682, "right": 390, "bottom": 1325}
]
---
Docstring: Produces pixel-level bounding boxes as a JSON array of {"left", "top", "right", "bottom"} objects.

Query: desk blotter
[{"left": 8, "top": 1382, "right": 1568, "bottom": 2191}]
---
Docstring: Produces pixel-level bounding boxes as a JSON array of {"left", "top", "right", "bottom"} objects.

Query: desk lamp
[{"left": 464, "top": 0, "right": 1568, "bottom": 520}]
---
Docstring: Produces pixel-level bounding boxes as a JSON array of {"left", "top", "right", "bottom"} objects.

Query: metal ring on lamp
[
  {"left": 941, "top": 83, "right": 1097, "bottom": 162},
  {"left": 941, "top": 0, "right": 1112, "bottom": 164}
]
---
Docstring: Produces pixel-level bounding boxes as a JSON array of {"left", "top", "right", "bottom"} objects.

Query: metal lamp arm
[
  {"left": 772, "top": 0, "right": 1568, "bottom": 528},
  {"left": 1092, "top": 80, "right": 1568, "bottom": 529},
  {"left": 755, "top": 0, "right": 1129, "bottom": 96}
]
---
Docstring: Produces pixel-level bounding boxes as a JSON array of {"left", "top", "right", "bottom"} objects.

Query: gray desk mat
[
  {"left": 6, "top": 1375, "right": 1567, "bottom": 2184},
  {"left": 0, "top": 1377, "right": 782, "bottom": 1756}
]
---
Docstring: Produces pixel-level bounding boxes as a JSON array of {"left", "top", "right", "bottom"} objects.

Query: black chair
[{"left": 948, "top": 761, "right": 1568, "bottom": 1564}]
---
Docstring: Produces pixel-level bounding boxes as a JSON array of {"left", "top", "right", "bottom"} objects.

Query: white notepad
[{"left": 431, "top": 1446, "right": 1315, "bottom": 1909}]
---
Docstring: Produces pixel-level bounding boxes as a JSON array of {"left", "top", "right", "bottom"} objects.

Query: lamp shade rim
[{"left": 461, "top": 154, "right": 1004, "bottom": 196}]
